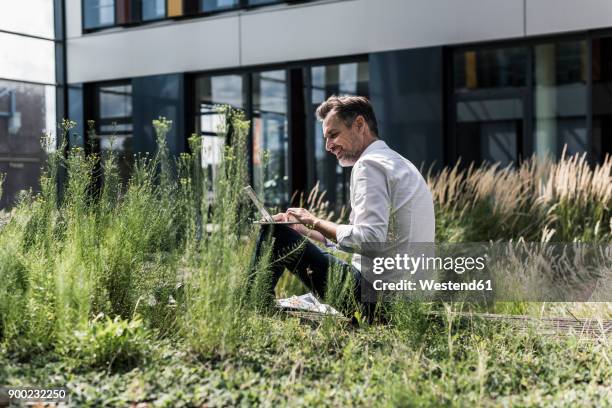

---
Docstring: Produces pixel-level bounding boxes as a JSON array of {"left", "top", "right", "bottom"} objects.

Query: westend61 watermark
[
  {"left": 358, "top": 243, "right": 612, "bottom": 303},
  {"left": 371, "top": 253, "right": 490, "bottom": 292}
]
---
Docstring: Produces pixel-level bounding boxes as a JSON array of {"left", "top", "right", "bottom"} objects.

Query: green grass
[
  {"left": 1, "top": 316, "right": 609, "bottom": 407},
  {"left": 0, "top": 108, "right": 610, "bottom": 407}
]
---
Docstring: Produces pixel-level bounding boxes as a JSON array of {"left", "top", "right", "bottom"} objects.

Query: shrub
[{"left": 59, "top": 313, "right": 150, "bottom": 372}]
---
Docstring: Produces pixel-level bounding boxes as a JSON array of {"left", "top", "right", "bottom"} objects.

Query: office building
[
  {"left": 0, "top": 0, "right": 57, "bottom": 208},
  {"left": 2, "top": 0, "right": 612, "bottom": 207}
]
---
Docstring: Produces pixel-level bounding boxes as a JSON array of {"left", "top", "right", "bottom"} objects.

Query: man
[{"left": 250, "top": 95, "right": 435, "bottom": 312}]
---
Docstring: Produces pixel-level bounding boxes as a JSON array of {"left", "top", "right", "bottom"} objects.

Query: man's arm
[
  {"left": 287, "top": 161, "right": 390, "bottom": 252},
  {"left": 312, "top": 218, "right": 338, "bottom": 242},
  {"left": 284, "top": 209, "right": 339, "bottom": 245},
  {"left": 273, "top": 212, "right": 328, "bottom": 245},
  {"left": 334, "top": 160, "right": 390, "bottom": 252}
]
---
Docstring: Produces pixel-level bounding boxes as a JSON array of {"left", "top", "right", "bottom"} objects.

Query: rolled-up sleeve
[{"left": 336, "top": 159, "right": 390, "bottom": 253}]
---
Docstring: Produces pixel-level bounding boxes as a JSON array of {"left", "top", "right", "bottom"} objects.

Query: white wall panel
[
  {"left": 0, "top": 33, "right": 55, "bottom": 84},
  {"left": 240, "top": 0, "right": 369, "bottom": 65},
  {"left": 65, "top": 0, "right": 83, "bottom": 38},
  {"left": 365, "top": 0, "right": 524, "bottom": 51},
  {"left": 67, "top": 17, "right": 241, "bottom": 83},
  {"left": 0, "top": 0, "right": 55, "bottom": 39},
  {"left": 63, "top": 0, "right": 612, "bottom": 83},
  {"left": 241, "top": 0, "right": 524, "bottom": 66},
  {"left": 67, "top": 0, "right": 527, "bottom": 82},
  {"left": 527, "top": 0, "right": 612, "bottom": 35}
]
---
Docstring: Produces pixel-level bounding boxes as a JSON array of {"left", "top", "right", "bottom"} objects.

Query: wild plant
[
  {"left": 429, "top": 151, "right": 611, "bottom": 243},
  {"left": 180, "top": 106, "right": 270, "bottom": 357}
]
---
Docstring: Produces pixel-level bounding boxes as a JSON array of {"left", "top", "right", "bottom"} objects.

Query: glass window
[
  {"left": 201, "top": 0, "right": 239, "bottom": 12},
  {"left": 252, "top": 70, "right": 289, "bottom": 206},
  {"left": 83, "top": 0, "right": 115, "bottom": 29},
  {"left": 455, "top": 47, "right": 528, "bottom": 92},
  {"left": 453, "top": 47, "right": 528, "bottom": 166},
  {"left": 95, "top": 83, "right": 133, "bottom": 180},
  {"left": 534, "top": 40, "right": 587, "bottom": 159},
  {"left": 592, "top": 37, "right": 612, "bottom": 161},
  {"left": 0, "top": 80, "right": 55, "bottom": 208},
  {"left": 307, "top": 62, "right": 369, "bottom": 209},
  {"left": 0, "top": 0, "right": 55, "bottom": 39},
  {"left": 455, "top": 100, "right": 523, "bottom": 167},
  {"left": 142, "top": 0, "right": 166, "bottom": 20},
  {"left": 116, "top": 0, "right": 139, "bottom": 24},
  {"left": 167, "top": 0, "right": 183, "bottom": 17},
  {"left": 194, "top": 75, "right": 244, "bottom": 191}
]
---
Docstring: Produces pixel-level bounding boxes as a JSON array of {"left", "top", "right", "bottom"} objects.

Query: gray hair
[{"left": 315, "top": 95, "right": 379, "bottom": 136}]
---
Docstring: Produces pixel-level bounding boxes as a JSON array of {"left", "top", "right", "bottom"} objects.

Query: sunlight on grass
[{"left": 0, "top": 107, "right": 609, "bottom": 406}]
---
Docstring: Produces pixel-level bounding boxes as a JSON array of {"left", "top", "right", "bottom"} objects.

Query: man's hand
[
  {"left": 286, "top": 208, "right": 318, "bottom": 226},
  {"left": 272, "top": 213, "right": 289, "bottom": 222},
  {"left": 272, "top": 212, "right": 310, "bottom": 236},
  {"left": 275, "top": 209, "right": 335, "bottom": 245},
  {"left": 287, "top": 208, "right": 339, "bottom": 243}
]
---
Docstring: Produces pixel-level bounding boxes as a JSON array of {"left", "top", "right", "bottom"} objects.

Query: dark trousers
[{"left": 249, "top": 224, "right": 363, "bottom": 311}]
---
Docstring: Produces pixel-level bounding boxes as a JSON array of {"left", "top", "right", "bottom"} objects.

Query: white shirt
[{"left": 335, "top": 140, "right": 435, "bottom": 271}]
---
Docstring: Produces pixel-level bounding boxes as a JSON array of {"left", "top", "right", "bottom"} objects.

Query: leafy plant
[{"left": 59, "top": 313, "right": 150, "bottom": 372}]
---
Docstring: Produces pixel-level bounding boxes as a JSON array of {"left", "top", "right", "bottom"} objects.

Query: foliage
[
  {"left": 1, "top": 317, "right": 609, "bottom": 407},
  {"left": 0, "top": 108, "right": 609, "bottom": 406},
  {"left": 58, "top": 313, "right": 150, "bottom": 372}
]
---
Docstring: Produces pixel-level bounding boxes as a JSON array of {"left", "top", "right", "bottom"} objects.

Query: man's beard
[{"left": 338, "top": 150, "right": 360, "bottom": 167}]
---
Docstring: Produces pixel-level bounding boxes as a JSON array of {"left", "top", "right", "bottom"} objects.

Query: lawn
[{"left": 0, "top": 109, "right": 610, "bottom": 407}]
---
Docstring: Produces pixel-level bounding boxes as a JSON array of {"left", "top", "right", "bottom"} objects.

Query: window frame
[
  {"left": 82, "top": 0, "right": 319, "bottom": 33},
  {"left": 140, "top": 0, "right": 168, "bottom": 23},
  {"left": 447, "top": 31, "right": 599, "bottom": 167},
  {"left": 82, "top": 0, "right": 117, "bottom": 31},
  {"left": 188, "top": 54, "right": 369, "bottom": 207},
  {"left": 89, "top": 79, "right": 134, "bottom": 154}
]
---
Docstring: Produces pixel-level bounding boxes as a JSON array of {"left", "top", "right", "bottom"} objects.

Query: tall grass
[
  {"left": 0, "top": 108, "right": 269, "bottom": 361},
  {"left": 0, "top": 105, "right": 610, "bottom": 370},
  {"left": 429, "top": 151, "right": 612, "bottom": 243},
  {"left": 178, "top": 107, "right": 272, "bottom": 356},
  {"left": 0, "top": 112, "right": 609, "bottom": 406},
  {"left": 429, "top": 151, "right": 611, "bottom": 317}
]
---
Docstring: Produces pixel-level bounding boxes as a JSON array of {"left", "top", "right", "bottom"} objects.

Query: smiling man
[{"left": 250, "top": 95, "right": 435, "bottom": 315}]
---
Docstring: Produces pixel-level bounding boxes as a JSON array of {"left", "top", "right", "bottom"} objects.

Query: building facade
[
  {"left": 0, "top": 1, "right": 58, "bottom": 208},
  {"left": 3, "top": 0, "right": 612, "bottom": 208}
]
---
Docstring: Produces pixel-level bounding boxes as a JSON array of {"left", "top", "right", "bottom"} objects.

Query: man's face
[{"left": 322, "top": 112, "right": 365, "bottom": 167}]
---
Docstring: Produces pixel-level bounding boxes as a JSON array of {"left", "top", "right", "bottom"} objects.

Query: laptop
[{"left": 243, "top": 185, "right": 302, "bottom": 225}]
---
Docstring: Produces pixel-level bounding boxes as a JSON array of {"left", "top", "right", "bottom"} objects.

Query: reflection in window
[
  {"left": 195, "top": 74, "right": 244, "bottom": 110},
  {"left": 87, "top": 0, "right": 317, "bottom": 29},
  {"left": 453, "top": 47, "right": 528, "bottom": 166},
  {"left": 167, "top": 0, "right": 183, "bottom": 17},
  {"left": 116, "top": 0, "right": 139, "bottom": 24},
  {"left": 0, "top": 80, "right": 55, "bottom": 208},
  {"left": 194, "top": 75, "right": 244, "bottom": 192},
  {"left": 592, "top": 37, "right": 612, "bottom": 161},
  {"left": 201, "top": 0, "right": 238, "bottom": 12},
  {"left": 95, "top": 83, "right": 133, "bottom": 180},
  {"left": 84, "top": 0, "right": 115, "bottom": 29},
  {"left": 142, "top": 0, "right": 166, "bottom": 20},
  {"left": 252, "top": 70, "right": 289, "bottom": 205},
  {"left": 455, "top": 99, "right": 523, "bottom": 167},
  {"left": 455, "top": 47, "right": 528, "bottom": 91},
  {"left": 534, "top": 41, "right": 587, "bottom": 159},
  {"left": 308, "top": 62, "right": 369, "bottom": 209}
]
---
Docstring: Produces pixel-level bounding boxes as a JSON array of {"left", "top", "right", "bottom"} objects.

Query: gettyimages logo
[
  {"left": 359, "top": 242, "right": 611, "bottom": 303},
  {"left": 372, "top": 253, "right": 486, "bottom": 275}
]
